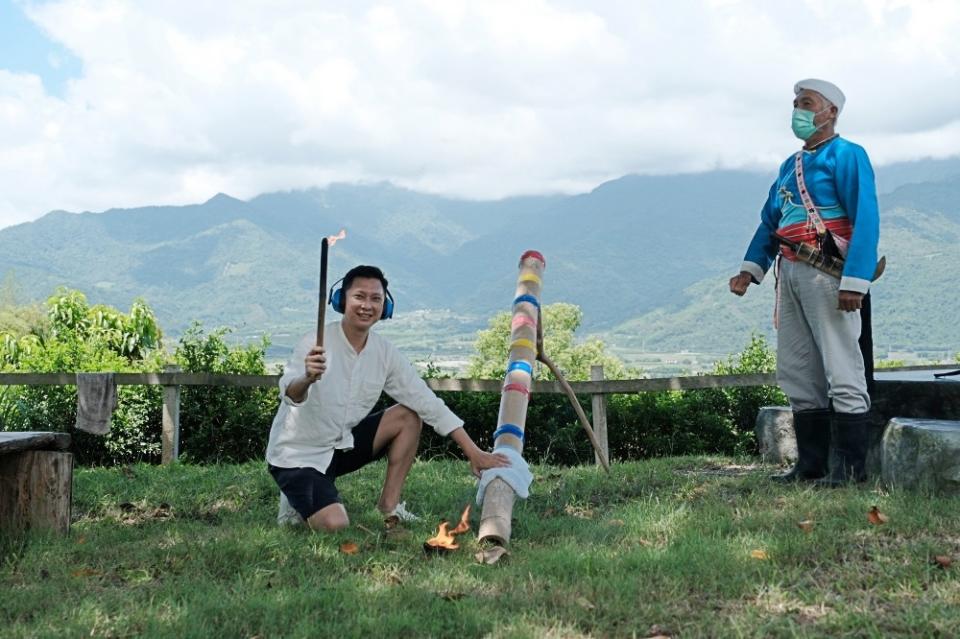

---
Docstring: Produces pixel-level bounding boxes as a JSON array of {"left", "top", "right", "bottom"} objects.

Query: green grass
[{"left": 2, "top": 457, "right": 959, "bottom": 638}]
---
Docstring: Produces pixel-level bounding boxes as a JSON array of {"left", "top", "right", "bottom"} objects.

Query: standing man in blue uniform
[{"left": 730, "top": 79, "right": 880, "bottom": 485}]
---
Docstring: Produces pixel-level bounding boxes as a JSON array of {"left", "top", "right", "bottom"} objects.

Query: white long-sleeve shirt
[{"left": 265, "top": 322, "right": 463, "bottom": 473}]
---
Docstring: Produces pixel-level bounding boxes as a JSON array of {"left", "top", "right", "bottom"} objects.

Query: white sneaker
[
  {"left": 277, "top": 492, "right": 304, "bottom": 527},
  {"left": 384, "top": 501, "right": 420, "bottom": 523}
]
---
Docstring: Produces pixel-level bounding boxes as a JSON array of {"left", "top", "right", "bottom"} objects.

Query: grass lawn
[{"left": 2, "top": 456, "right": 959, "bottom": 638}]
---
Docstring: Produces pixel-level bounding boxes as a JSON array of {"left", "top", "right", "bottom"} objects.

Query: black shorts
[{"left": 269, "top": 410, "right": 389, "bottom": 520}]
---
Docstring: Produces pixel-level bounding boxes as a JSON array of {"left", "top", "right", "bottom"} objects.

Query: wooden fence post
[
  {"left": 161, "top": 365, "right": 181, "bottom": 465},
  {"left": 591, "top": 365, "right": 609, "bottom": 467}
]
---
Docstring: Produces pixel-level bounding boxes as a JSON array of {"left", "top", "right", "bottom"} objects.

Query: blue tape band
[
  {"left": 493, "top": 424, "right": 525, "bottom": 442},
  {"left": 513, "top": 294, "right": 540, "bottom": 309},
  {"left": 507, "top": 360, "right": 533, "bottom": 376}
]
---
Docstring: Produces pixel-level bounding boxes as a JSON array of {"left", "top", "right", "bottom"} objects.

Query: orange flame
[
  {"left": 425, "top": 504, "right": 471, "bottom": 550},
  {"left": 326, "top": 229, "right": 347, "bottom": 247}
]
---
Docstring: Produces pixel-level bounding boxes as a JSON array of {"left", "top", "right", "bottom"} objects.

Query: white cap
[{"left": 794, "top": 79, "right": 845, "bottom": 114}]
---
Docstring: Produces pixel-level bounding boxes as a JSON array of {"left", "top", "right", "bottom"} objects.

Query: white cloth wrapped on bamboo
[{"left": 476, "top": 447, "right": 533, "bottom": 504}]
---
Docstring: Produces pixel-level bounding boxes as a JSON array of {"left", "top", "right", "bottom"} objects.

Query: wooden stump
[{"left": 0, "top": 450, "right": 73, "bottom": 534}]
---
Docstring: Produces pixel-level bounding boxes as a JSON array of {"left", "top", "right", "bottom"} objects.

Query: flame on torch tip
[{"left": 326, "top": 229, "right": 347, "bottom": 247}]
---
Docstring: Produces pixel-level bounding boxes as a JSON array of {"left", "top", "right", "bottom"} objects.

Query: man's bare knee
[
  {"left": 307, "top": 504, "right": 349, "bottom": 532},
  {"left": 396, "top": 405, "right": 422, "bottom": 434}
]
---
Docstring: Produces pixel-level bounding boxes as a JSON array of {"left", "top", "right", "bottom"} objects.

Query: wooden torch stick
[
  {"left": 535, "top": 309, "right": 610, "bottom": 472},
  {"left": 316, "top": 237, "right": 329, "bottom": 347}
]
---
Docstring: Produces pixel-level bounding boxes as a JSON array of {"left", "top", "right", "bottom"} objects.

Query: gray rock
[
  {"left": 755, "top": 406, "right": 797, "bottom": 464},
  {"left": 881, "top": 418, "right": 960, "bottom": 494}
]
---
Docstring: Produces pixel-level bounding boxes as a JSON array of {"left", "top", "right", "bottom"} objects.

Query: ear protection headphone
[{"left": 329, "top": 278, "right": 395, "bottom": 320}]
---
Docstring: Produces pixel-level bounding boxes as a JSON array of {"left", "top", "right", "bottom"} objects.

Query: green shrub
[{"left": 174, "top": 324, "right": 278, "bottom": 463}]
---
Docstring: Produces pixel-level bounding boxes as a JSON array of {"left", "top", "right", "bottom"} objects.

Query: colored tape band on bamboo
[
  {"left": 502, "top": 383, "right": 530, "bottom": 397},
  {"left": 518, "top": 273, "right": 542, "bottom": 286},
  {"left": 510, "top": 338, "right": 536, "bottom": 352},
  {"left": 511, "top": 315, "right": 537, "bottom": 330},
  {"left": 507, "top": 360, "right": 533, "bottom": 376},
  {"left": 513, "top": 294, "right": 540, "bottom": 309},
  {"left": 493, "top": 424, "right": 525, "bottom": 442},
  {"left": 520, "top": 250, "right": 546, "bottom": 267}
]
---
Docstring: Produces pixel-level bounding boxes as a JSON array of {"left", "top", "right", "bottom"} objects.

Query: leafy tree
[
  {"left": 467, "top": 303, "right": 632, "bottom": 381},
  {"left": 0, "top": 273, "right": 47, "bottom": 340},
  {"left": 47, "top": 288, "right": 162, "bottom": 360}
]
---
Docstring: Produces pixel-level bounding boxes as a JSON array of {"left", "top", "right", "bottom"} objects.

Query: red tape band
[
  {"left": 520, "top": 250, "right": 546, "bottom": 267},
  {"left": 502, "top": 383, "right": 530, "bottom": 397}
]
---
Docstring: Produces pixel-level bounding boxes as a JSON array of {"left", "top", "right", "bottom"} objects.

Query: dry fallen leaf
[
  {"left": 563, "top": 504, "right": 594, "bottom": 519},
  {"left": 867, "top": 506, "right": 889, "bottom": 525},
  {"left": 608, "top": 519, "right": 625, "bottom": 527},
  {"left": 646, "top": 624, "right": 672, "bottom": 638},
  {"left": 475, "top": 546, "right": 510, "bottom": 565},
  {"left": 575, "top": 596, "right": 596, "bottom": 610},
  {"left": 933, "top": 555, "right": 952, "bottom": 569},
  {"left": 750, "top": 549, "right": 769, "bottom": 560},
  {"left": 71, "top": 568, "right": 101, "bottom": 578},
  {"left": 797, "top": 520, "right": 815, "bottom": 533},
  {"left": 339, "top": 542, "right": 360, "bottom": 555}
]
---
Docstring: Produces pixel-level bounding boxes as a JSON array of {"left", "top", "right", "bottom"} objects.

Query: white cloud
[{"left": 1, "top": 0, "right": 958, "bottom": 228}]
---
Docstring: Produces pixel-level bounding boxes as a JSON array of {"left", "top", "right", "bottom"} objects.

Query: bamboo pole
[{"left": 478, "top": 250, "right": 545, "bottom": 546}]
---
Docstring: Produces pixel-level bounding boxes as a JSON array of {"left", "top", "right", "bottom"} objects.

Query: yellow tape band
[
  {"left": 510, "top": 338, "right": 536, "bottom": 352},
  {"left": 518, "top": 273, "right": 542, "bottom": 286}
]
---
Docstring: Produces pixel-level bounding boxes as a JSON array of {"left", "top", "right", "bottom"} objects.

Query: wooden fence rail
[{"left": 0, "top": 365, "right": 945, "bottom": 466}]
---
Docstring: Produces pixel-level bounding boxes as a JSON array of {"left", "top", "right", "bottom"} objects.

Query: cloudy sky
[{"left": 1, "top": 0, "right": 958, "bottom": 229}]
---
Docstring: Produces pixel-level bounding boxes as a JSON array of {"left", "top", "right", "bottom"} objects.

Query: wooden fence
[{"left": 0, "top": 365, "right": 943, "bottom": 466}]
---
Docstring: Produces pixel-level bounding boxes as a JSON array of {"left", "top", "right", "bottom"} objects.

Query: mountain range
[{"left": 3, "top": 155, "right": 960, "bottom": 363}]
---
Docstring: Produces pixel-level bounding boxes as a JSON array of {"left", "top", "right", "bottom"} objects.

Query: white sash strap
[{"left": 794, "top": 151, "right": 848, "bottom": 256}]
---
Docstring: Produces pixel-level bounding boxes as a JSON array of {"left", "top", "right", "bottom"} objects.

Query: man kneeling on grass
[{"left": 266, "top": 265, "right": 510, "bottom": 532}]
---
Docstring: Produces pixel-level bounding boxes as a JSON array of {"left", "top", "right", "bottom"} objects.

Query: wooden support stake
[
  {"left": 535, "top": 310, "right": 610, "bottom": 471},
  {"left": 591, "top": 365, "right": 609, "bottom": 468},
  {"left": 0, "top": 450, "right": 73, "bottom": 534},
  {"left": 161, "top": 365, "right": 181, "bottom": 465}
]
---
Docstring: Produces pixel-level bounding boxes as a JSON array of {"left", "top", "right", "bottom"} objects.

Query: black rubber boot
[
  {"left": 815, "top": 412, "right": 870, "bottom": 486},
  {"left": 770, "top": 408, "right": 831, "bottom": 482}
]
